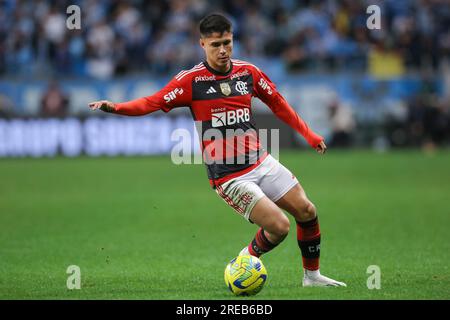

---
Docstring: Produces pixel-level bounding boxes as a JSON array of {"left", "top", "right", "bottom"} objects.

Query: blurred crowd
[
  {"left": 328, "top": 83, "right": 450, "bottom": 150},
  {"left": 0, "top": 0, "right": 449, "bottom": 78},
  {"left": 0, "top": 0, "right": 449, "bottom": 149},
  {"left": 384, "top": 73, "right": 450, "bottom": 150}
]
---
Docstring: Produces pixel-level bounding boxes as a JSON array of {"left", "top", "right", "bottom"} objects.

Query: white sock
[{"left": 304, "top": 269, "right": 320, "bottom": 278}]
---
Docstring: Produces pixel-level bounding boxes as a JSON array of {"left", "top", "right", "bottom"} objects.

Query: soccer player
[{"left": 89, "top": 14, "right": 346, "bottom": 287}]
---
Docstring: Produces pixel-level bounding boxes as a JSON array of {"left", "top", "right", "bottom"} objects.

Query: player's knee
[{"left": 296, "top": 200, "right": 316, "bottom": 221}]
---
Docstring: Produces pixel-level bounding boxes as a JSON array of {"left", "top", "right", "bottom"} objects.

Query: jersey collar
[{"left": 203, "top": 60, "right": 233, "bottom": 77}]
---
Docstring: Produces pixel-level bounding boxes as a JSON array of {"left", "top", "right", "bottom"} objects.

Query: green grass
[{"left": 0, "top": 150, "right": 449, "bottom": 299}]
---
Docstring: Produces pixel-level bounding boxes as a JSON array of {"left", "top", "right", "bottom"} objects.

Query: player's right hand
[
  {"left": 88, "top": 100, "right": 115, "bottom": 112},
  {"left": 315, "top": 140, "right": 327, "bottom": 154}
]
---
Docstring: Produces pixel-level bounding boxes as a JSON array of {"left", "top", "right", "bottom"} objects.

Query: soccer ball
[{"left": 224, "top": 255, "right": 267, "bottom": 296}]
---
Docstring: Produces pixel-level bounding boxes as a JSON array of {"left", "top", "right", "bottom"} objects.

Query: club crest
[{"left": 220, "top": 82, "right": 231, "bottom": 96}]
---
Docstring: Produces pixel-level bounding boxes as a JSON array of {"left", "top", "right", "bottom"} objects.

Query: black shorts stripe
[{"left": 205, "top": 148, "right": 265, "bottom": 180}]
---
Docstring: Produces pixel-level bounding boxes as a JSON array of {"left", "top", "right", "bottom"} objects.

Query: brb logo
[
  {"left": 211, "top": 108, "right": 250, "bottom": 127},
  {"left": 164, "top": 88, "right": 184, "bottom": 103}
]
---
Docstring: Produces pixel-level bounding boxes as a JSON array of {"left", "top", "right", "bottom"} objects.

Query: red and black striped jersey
[{"left": 113, "top": 59, "right": 323, "bottom": 188}]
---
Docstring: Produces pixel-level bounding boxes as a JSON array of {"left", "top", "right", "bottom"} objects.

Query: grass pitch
[{"left": 0, "top": 150, "right": 449, "bottom": 299}]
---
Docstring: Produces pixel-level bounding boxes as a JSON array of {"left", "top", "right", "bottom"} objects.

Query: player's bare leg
[
  {"left": 276, "top": 183, "right": 347, "bottom": 287},
  {"left": 239, "top": 196, "right": 290, "bottom": 257}
]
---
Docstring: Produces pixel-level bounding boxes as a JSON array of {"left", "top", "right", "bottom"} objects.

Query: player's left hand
[{"left": 316, "top": 141, "right": 327, "bottom": 154}]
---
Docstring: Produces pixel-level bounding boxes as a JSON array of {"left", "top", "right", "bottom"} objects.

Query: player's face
[{"left": 200, "top": 31, "right": 233, "bottom": 72}]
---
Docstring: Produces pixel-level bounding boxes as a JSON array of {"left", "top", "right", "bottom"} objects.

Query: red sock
[
  {"left": 247, "top": 227, "right": 278, "bottom": 257},
  {"left": 296, "top": 216, "right": 320, "bottom": 271}
]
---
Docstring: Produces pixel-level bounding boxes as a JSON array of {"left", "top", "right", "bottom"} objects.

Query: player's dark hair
[{"left": 199, "top": 14, "right": 232, "bottom": 37}]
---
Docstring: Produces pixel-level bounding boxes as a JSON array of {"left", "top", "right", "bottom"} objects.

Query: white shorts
[{"left": 215, "top": 154, "right": 299, "bottom": 222}]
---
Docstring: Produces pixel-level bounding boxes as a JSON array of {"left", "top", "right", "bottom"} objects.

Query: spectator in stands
[
  {"left": 368, "top": 38, "right": 405, "bottom": 79},
  {"left": 406, "top": 74, "right": 449, "bottom": 149},
  {"left": 40, "top": 81, "right": 69, "bottom": 117},
  {"left": 0, "top": 93, "right": 14, "bottom": 118},
  {"left": 328, "top": 97, "right": 356, "bottom": 148}
]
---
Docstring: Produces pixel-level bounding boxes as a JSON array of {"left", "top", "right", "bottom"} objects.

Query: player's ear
[{"left": 199, "top": 37, "right": 205, "bottom": 49}]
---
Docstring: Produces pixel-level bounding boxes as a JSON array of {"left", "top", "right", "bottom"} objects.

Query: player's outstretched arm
[
  {"left": 88, "top": 76, "right": 190, "bottom": 116},
  {"left": 88, "top": 96, "right": 162, "bottom": 116}
]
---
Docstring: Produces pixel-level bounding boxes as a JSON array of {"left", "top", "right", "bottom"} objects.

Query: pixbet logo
[
  {"left": 230, "top": 70, "right": 249, "bottom": 80},
  {"left": 164, "top": 88, "right": 184, "bottom": 103},
  {"left": 195, "top": 75, "right": 216, "bottom": 82},
  {"left": 211, "top": 109, "right": 250, "bottom": 127}
]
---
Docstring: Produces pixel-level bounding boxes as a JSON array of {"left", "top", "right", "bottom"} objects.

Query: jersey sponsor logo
[
  {"left": 206, "top": 86, "right": 217, "bottom": 94},
  {"left": 211, "top": 112, "right": 226, "bottom": 127},
  {"left": 164, "top": 88, "right": 184, "bottom": 103},
  {"left": 211, "top": 107, "right": 226, "bottom": 113},
  {"left": 211, "top": 108, "right": 250, "bottom": 127},
  {"left": 195, "top": 75, "right": 216, "bottom": 82},
  {"left": 235, "top": 81, "right": 249, "bottom": 95},
  {"left": 220, "top": 82, "right": 232, "bottom": 96},
  {"left": 258, "top": 78, "right": 273, "bottom": 95},
  {"left": 230, "top": 70, "right": 249, "bottom": 80}
]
